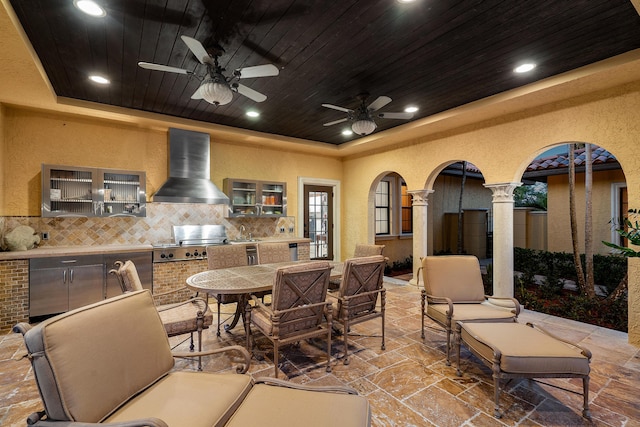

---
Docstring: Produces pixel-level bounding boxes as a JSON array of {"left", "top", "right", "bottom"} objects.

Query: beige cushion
[
  {"left": 157, "top": 302, "right": 214, "bottom": 336},
  {"left": 225, "top": 383, "right": 371, "bottom": 427},
  {"left": 460, "top": 323, "right": 590, "bottom": 375},
  {"left": 104, "top": 372, "right": 253, "bottom": 427},
  {"left": 353, "top": 244, "right": 385, "bottom": 257},
  {"left": 422, "top": 255, "right": 485, "bottom": 302},
  {"left": 427, "top": 303, "right": 516, "bottom": 328},
  {"left": 22, "top": 290, "right": 174, "bottom": 422}
]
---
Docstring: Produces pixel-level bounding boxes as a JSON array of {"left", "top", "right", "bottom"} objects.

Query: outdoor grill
[{"left": 152, "top": 225, "right": 228, "bottom": 263}]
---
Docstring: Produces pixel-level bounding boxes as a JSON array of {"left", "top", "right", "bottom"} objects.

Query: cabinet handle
[
  {"left": 70, "top": 268, "right": 74, "bottom": 283},
  {"left": 63, "top": 269, "right": 67, "bottom": 284}
]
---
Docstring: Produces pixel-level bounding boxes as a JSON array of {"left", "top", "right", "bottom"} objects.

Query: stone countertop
[
  {"left": 0, "top": 238, "right": 310, "bottom": 261},
  {"left": 0, "top": 244, "right": 153, "bottom": 261},
  {"left": 228, "top": 237, "right": 311, "bottom": 245}
]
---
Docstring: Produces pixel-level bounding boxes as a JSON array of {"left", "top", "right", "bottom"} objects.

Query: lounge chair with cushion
[
  {"left": 420, "top": 255, "right": 520, "bottom": 365},
  {"left": 13, "top": 289, "right": 371, "bottom": 427}
]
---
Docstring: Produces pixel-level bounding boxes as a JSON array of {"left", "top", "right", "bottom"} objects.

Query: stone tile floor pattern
[{"left": 1, "top": 278, "right": 639, "bottom": 426}]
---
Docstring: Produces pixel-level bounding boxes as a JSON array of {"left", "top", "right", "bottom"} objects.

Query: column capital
[
  {"left": 408, "top": 189, "right": 434, "bottom": 206},
  {"left": 483, "top": 182, "right": 522, "bottom": 203}
]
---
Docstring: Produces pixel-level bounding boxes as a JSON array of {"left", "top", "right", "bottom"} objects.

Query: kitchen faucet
[{"left": 239, "top": 225, "right": 246, "bottom": 240}]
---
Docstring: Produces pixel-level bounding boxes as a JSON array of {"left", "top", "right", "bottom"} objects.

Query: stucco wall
[
  {"left": 342, "top": 81, "right": 640, "bottom": 344},
  {"left": 547, "top": 168, "right": 626, "bottom": 254},
  {"left": 1, "top": 107, "right": 343, "bottom": 219}
]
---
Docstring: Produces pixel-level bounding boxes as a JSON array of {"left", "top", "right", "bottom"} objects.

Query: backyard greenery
[{"left": 509, "top": 248, "right": 628, "bottom": 332}]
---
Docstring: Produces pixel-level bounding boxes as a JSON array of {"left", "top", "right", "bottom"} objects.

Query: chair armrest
[
  {"left": 254, "top": 377, "right": 360, "bottom": 395},
  {"left": 173, "top": 345, "right": 251, "bottom": 373},
  {"left": 525, "top": 322, "right": 592, "bottom": 360},
  {"left": 156, "top": 296, "right": 210, "bottom": 316},
  {"left": 485, "top": 295, "right": 521, "bottom": 316},
  {"left": 425, "top": 293, "right": 454, "bottom": 315},
  {"left": 153, "top": 286, "right": 192, "bottom": 299}
]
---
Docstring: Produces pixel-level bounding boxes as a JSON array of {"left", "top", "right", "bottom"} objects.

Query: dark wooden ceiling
[{"left": 9, "top": 0, "right": 640, "bottom": 145}]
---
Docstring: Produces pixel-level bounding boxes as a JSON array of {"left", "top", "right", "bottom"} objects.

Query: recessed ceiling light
[
  {"left": 246, "top": 111, "right": 260, "bottom": 118},
  {"left": 397, "top": 0, "right": 417, "bottom": 3},
  {"left": 405, "top": 106, "right": 419, "bottom": 113},
  {"left": 74, "top": 0, "right": 106, "bottom": 17},
  {"left": 89, "top": 75, "right": 109, "bottom": 84},
  {"left": 514, "top": 63, "right": 536, "bottom": 73},
  {"left": 342, "top": 129, "right": 353, "bottom": 136}
]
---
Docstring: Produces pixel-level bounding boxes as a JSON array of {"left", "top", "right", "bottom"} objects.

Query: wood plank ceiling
[{"left": 8, "top": 0, "right": 640, "bottom": 145}]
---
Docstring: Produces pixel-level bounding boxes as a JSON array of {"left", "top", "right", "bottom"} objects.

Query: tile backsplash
[{"left": 1, "top": 203, "right": 295, "bottom": 247}]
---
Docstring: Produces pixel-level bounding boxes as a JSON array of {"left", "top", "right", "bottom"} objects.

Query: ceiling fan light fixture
[
  {"left": 405, "top": 106, "right": 418, "bottom": 113},
  {"left": 200, "top": 79, "right": 233, "bottom": 105},
  {"left": 352, "top": 119, "right": 376, "bottom": 136},
  {"left": 342, "top": 129, "right": 353, "bottom": 136}
]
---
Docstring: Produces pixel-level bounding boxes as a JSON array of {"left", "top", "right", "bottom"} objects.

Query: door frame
[{"left": 298, "top": 177, "right": 341, "bottom": 261}]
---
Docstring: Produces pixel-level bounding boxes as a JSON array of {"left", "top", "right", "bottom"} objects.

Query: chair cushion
[
  {"left": 22, "top": 291, "right": 174, "bottom": 422},
  {"left": 104, "top": 371, "right": 253, "bottom": 427},
  {"left": 427, "top": 303, "right": 516, "bottom": 327},
  {"left": 225, "top": 383, "right": 371, "bottom": 427},
  {"left": 460, "top": 322, "right": 590, "bottom": 375},
  {"left": 157, "top": 302, "right": 214, "bottom": 337},
  {"left": 422, "top": 255, "right": 486, "bottom": 302}
]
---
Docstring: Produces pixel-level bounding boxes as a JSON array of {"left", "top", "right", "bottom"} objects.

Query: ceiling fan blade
[
  {"left": 138, "top": 62, "right": 192, "bottom": 75},
  {"left": 180, "top": 35, "right": 213, "bottom": 65},
  {"left": 236, "top": 84, "right": 267, "bottom": 102},
  {"left": 322, "top": 104, "right": 353, "bottom": 113},
  {"left": 367, "top": 96, "right": 392, "bottom": 112},
  {"left": 236, "top": 64, "right": 279, "bottom": 79},
  {"left": 190, "top": 85, "right": 204, "bottom": 100},
  {"left": 323, "top": 118, "right": 349, "bottom": 127},
  {"left": 377, "top": 112, "right": 414, "bottom": 120}
]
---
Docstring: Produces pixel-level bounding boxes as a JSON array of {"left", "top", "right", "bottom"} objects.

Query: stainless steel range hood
[{"left": 153, "top": 128, "right": 230, "bottom": 204}]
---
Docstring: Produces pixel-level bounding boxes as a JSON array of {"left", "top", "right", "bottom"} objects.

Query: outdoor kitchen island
[{"left": 0, "top": 237, "right": 310, "bottom": 331}]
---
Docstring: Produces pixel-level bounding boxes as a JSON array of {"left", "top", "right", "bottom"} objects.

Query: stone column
[
  {"left": 484, "top": 182, "right": 521, "bottom": 298},
  {"left": 408, "top": 189, "right": 433, "bottom": 286}
]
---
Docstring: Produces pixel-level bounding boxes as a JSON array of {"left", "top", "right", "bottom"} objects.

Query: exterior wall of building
[{"left": 547, "top": 168, "right": 626, "bottom": 254}]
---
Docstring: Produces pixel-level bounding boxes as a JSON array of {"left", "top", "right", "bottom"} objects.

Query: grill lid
[{"left": 172, "top": 224, "right": 228, "bottom": 246}]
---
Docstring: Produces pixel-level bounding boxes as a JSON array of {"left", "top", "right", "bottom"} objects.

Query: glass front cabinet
[
  {"left": 224, "top": 178, "right": 286, "bottom": 217},
  {"left": 42, "top": 164, "right": 146, "bottom": 217}
]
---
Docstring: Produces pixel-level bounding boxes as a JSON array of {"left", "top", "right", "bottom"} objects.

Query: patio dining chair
[
  {"left": 327, "top": 255, "right": 386, "bottom": 365},
  {"left": 247, "top": 261, "right": 333, "bottom": 378},
  {"left": 110, "top": 260, "right": 213, "bottom": 370},
  {"left": 257, "top": 241, "right": 291, "bottom": 264},
  {"left": 207, "top": 244, "right": 249, "bottom": 336}
]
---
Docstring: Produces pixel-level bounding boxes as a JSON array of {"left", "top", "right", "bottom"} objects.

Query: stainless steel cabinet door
[
  {"left": 29, "top": 266, "right": 69, "bottom": 317},
  {"left": 68, "top": 264, "right": 105, "bottom": 310}
]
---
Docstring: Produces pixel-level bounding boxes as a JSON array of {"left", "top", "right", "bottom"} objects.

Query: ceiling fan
[
  {"left": 138, "top": 35, "right": 279, "bottom": 105},
  {"left": 322, "top": 93, "right": 414, "bottom": 136}
]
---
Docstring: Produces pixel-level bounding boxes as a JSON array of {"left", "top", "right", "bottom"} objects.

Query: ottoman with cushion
[{"left": 456, "top": 321, "right": 592, "bottom": 419}]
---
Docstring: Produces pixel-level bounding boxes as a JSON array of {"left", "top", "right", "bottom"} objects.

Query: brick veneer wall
[
  {"left": 0, "top": 260, "right": 29, "bottom": 332},
  {"left": 152, "top": 259, "right": 209, "bottom": 305}
]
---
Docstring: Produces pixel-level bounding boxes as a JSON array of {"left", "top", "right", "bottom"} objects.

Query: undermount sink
[{"left": 229, "top": 238, "right": 260, "bottom": 244}]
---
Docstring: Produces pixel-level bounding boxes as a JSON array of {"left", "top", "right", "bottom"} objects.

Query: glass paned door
[{"left": 304, "top": 185, "right": 333, "bottom": 260}]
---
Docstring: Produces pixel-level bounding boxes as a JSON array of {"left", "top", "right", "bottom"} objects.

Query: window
[
  {"left": 401, "top": 182, "right": 412, "bottom": 233},
  {"left": 375, "top": 175, "right": 412, "bottom": 235},
  {"left": 375, "top": 180, "right": 390, "bottom": 234}
]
